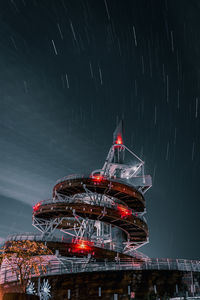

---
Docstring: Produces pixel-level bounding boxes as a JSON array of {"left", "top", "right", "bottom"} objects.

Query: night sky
[{"left": 0, "top": 0, "right": 200, "bottom": 260}]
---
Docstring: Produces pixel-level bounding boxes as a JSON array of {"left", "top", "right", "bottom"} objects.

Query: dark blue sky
[{"left": 0, "top": 0, "right": 200, "bottom": 259}]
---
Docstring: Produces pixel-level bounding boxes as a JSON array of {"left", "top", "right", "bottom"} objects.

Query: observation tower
[
  {"left": 32, "top": 121, "right": 151, "bottom": 261},
  {"left": 1, "top": 122, "right": 200, "bottom": 300}
]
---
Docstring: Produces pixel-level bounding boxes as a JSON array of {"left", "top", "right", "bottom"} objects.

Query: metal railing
[
  {"left": 34, "top": 196, "right": 145, "bottom": 222},
  {"left": 1, "top": 255, "right": 200, "bottom": 284},
  {"left": 55, "top": 173, "right": 151, "bottom": 191},
  {"left": 6, "top": 233, "right": 62, "bottom": 243},
  {"left": 5, "top": 233, "right": 148, "bottom": 261},
  {"left": 56, "top": 174, "right": 87, "bottom": 184}
]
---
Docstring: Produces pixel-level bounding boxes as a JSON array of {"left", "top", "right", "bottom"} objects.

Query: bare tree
[{"left": 0, "top": 240, "right": 52, "bottom": 293}]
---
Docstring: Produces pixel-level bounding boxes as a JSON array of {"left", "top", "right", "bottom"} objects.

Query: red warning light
[
  {"left": 92, "top": 174, "right": 103, "bottom": 182},
  {"left": 71, "top": 239, "right": 94, "bottom": 254},
  {"left": 115, "top": 135, "right": 123, "bottom": 145},
  {"left": 33, "top": 203, "right": 41, "bottom": 212},
  {"left": 75, "top": 241, "right": 90, "bottom": 250},
  {"left": 118, "top": 205, "right": 132, "bottom": 218}
]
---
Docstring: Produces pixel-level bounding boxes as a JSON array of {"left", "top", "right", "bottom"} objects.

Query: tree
[{"left": 0, "top": 240, "right": 52, "bottom": 293}]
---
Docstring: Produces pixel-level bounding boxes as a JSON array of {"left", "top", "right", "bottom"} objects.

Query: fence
[{"left": 1, "top": 255, "right": 200, "bottom": 284}]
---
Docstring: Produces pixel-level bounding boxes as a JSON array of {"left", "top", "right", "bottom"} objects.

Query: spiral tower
[
  {"left": 3, "top": 122, "right": 200, "bottom": 299},
  {"left": 32, "top": 121, "right": 152, "bottom": 261}
]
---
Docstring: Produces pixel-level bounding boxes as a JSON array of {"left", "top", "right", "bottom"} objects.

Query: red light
[
  {"left": 118, "top": 205, "right": 132, "bottom": 218},
  {"left": 76, "top": 241, "right": 89, "bottom": 250},
  {"left": 71, "top": 239, "right": 94, "bottom": 254},
  {"left": 115, "top": 135, "right": 123, "bottom": 145},
  {"left": 33, "top": 203, "right": 41, "bottom": 212},
  {"left": 92, "top": 175, "right": 103, "bottom": 182}
]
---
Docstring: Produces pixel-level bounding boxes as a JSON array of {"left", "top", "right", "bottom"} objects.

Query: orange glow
[
  {"left": 33, "top": 203, "right": 41, "bottom": 212},
  {"left": 118, "top": 205, "right": 132, "bottom": 218}
]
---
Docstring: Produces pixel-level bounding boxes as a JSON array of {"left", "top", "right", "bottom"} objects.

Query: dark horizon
[{"left": 0, "top": 0, "right": 200, "bottom": 260}]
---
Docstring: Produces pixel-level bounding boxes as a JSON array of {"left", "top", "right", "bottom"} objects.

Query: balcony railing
[
  {"left": 5, "top": 233, "right": 148, "bottom": 261},
  {"left": 1, "top": 255, "right": 200, "bottom": 284},
  {"left": 55, "top": 173, "right": 151, "bottom": 191}
]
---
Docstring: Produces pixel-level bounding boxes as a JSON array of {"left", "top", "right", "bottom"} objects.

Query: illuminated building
[{"left": 1, "top": 122, "right": 200, "bottom": 299}]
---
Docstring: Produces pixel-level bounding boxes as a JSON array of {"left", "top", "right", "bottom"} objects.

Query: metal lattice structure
[
  {"left": 2, "top": 122, "right": 200, "bottom": 299},
  {"left": 32, "top": 121, "right": 152, "bottom": 259}
]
